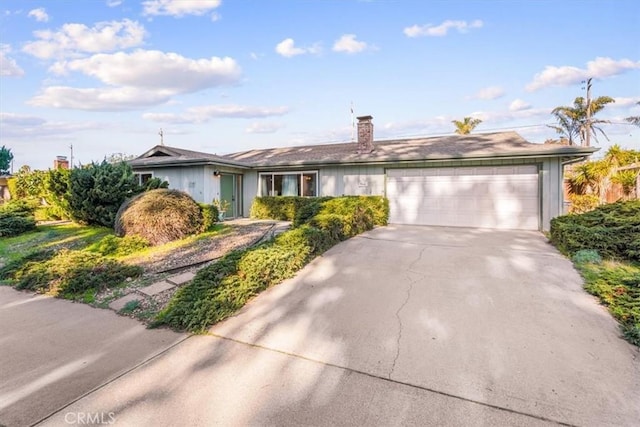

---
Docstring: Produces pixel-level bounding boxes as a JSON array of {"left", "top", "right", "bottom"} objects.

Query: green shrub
[
  {"left": 0, "top": 199, "right": 38, "bottom": 237},
  {"left": 199, "top": 203, "right": 219, "bottom": 231},
  {"left": 550, "top": 200, "right": 640, "bottom": 261},
  {"left": 115, "top": 189, "right": 204, "bottom": 245},
  {"left": 6, "top": 249, "right": 142, "bottom": 298},
  {"left": 274, "top": 225, "right": 336, "bottom": 256},
  {"left": 6, "top": 177, "right": 18, "bottom": 200},
  {"left": 572, "top": 249, "right": 603, "bottom": 265},
  {"left": 88, "top": 234, "right": 150, "bottom": 257},
  {"left": 143, "top": 177, "right": 169, "bottom": 191},
  {"left": 568, "top": 194, "right": 600, "bottom": 214},
  {"left": 67, "top": 161, "right": 141, "bottom": 227},
  {"left": 292, "top": 200, "right": 323, "bottom": 227}
]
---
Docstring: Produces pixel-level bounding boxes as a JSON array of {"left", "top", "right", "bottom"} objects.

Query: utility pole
[
  {"left": 70, "top": 143, "right": 74, "bottom": 168},
  {"left": 159, "top": 128, "right": 164, "bottom": 146},
  {"left": 584, "top": 78, "right": 592, "bottom": 147}
]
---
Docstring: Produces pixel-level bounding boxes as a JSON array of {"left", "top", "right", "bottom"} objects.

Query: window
[
  {"left": 134, "top": 173, "right": 153, "bottom": 186},
  {"left": 259, "top": 171, "right": 318, "bottom": 197}
]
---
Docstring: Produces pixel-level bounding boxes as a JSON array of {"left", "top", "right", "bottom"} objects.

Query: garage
[{"left": 386, "top": 165, "right": 540, "bottom": 230}]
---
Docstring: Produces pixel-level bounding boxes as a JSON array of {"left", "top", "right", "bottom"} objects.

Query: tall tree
[
  {"left": 0, "top": 146, "right": 13, "bottom": 175},
  {"left": 548, "top": 96, "right": 615, "bottom": 145},
  {"left": 452, "top": 117, "right": 482, "bottom": 135}
]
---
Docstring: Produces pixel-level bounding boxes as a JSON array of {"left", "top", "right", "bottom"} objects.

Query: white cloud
[
  {"left": 51, "top": 50, "right": 241, "bottom": 93},
  {"left": 404, "top": 19, "right": 483, "bottom": 37},
  {"left": 475, "top": 86, "right": 505, "bottom": 100},
  {"left": 29, "top": 86, "right": 173, "bottom": 111},
  {"left": 31, "top": 50, "right": 241, "bottom": 111},
  {"left": 0, "top": 112, "right": 104, "bottom": 139},
  {"left": 246, "top": 122, "right": 284, "bottom": 134},
  {"left": 275, "top": 38, "right": 321, "bottom": 58},
  {"left": 509, "top": 99, "right": 531, "bottom": 112},
  {"left": 106, "top": 0, "right": 122, "bottom": 7},
  {"left": 142, "top": 0, "right": 221, "bottom": 17},
  {"left": 0, "top": 44, "right": 24, "bottom": 77},
  {"left": 611, "top": 97, "right": 640, "bottom": 108},
  {"left": 333, "top": 34, "right": 368, "bottom": 54},
  {"left": 526, "top": 57, "right": 640, "bottom": 92},
  {"left": 143, "top": 104, "right": 289, "bottom": 124},
  {"left": 28, "top": 8, "right": 49, "bottom": 22},
  {"left": 23, "top": 19, "right": 146, "bottom": 59}
]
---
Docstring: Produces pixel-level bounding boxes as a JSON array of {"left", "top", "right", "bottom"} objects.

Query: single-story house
[{"left": 130, "top": 116, "right": 596, "bottom": 231}]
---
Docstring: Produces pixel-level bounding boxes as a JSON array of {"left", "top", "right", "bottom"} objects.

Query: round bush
[{"left": 115, "top": 189, "right": 204, "bottom": 245}]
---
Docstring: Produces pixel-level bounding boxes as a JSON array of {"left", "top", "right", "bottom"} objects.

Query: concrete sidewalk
[{"left": 0, "top": 287, "right": 185, "bottom": 427}]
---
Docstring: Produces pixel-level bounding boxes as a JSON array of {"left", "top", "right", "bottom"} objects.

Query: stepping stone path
[
  {"left": 108, "top": 221, "right": 290, "bottom": 314},
  {"left": 109, "top": 293, "right": 142, "bottom": 311},
  {"left": 109, "top": 272, "right": 195, "bottom": 312}
]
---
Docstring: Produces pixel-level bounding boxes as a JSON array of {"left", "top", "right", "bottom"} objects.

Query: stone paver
[
  {"left": 166, "top": 271, "right": 195, "bottom": 286},
  {"left": 139, "top": 281, "right": 175, "bottom": 296},
  {"left": 108, "top": 293, "right": 141, "bottom": 311}
]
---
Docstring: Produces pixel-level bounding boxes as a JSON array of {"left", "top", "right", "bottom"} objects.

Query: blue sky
[{"left": 1, "top": 0, "right": 638, "bottom": 171}]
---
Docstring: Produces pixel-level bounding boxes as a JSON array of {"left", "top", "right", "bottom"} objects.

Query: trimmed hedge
[
  {"left": 250, "top": 196, "right": 331, "bottom": 221},
  {"left": 550, "top": 200, "right": 640, "bottom": 261},
  {"left": 155, "top": 195, "right": 390, "bottom": 331},
  {"left": 251, "top": 195, "right": 389, "bottom": 226}
]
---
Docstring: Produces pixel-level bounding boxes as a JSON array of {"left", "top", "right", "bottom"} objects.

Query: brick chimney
[
  {"left": 54, "top": 156, "right": 69, "bottom": 170},
  {"left": 357, "top": 115, "right": 374, "bottom": 154}
]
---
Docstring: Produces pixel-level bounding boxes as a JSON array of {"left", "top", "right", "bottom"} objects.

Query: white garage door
[{"left": 387, "top": 165, "right": 539, "bottom": 230}]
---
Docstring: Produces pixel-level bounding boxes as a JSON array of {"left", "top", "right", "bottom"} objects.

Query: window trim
[{"left": 258, "top": 170, "right": 318, "bottom": 197}]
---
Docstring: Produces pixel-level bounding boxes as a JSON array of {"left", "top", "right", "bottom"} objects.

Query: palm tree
[
  {"left": 548, "top": 96, "right": 615, "bottom": 145},
  {"left": 452, "top": 117, "right": 482, "bottom": 135},
  {"left": 624, "top": 102, "right": 640, "bottom": 127}
]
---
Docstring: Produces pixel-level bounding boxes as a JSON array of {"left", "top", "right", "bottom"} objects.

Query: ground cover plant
[
  {"left": 550, "top": 201, "right": 640, "bottom": 346},
  {"left": 155, "top": 196, "right": 388, "bottom": 332},
  {"left": 0, "top": 220, "right": 229, "bottom": 305}
]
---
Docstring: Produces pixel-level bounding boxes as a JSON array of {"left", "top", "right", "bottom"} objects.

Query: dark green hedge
[
  {"left": 250, "top": 196, "right": 332, "bottom": 221},
  {"left": 550, "top": 200, "right": 640, "bottom": 261},
  {"left": 155, "top": 195, "right": 390, "bottom": 331},
  {"left": 251, "top": 195, "right": 389, "bottom": 226}
]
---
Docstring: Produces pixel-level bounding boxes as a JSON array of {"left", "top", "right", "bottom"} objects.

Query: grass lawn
[{"left": 0, "top": 222, "right": 111, "bottom": 263}]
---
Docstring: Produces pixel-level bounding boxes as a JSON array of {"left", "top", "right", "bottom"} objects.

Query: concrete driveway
[{"left": 26, "top": 225, "right": 640, "bottom": 426}]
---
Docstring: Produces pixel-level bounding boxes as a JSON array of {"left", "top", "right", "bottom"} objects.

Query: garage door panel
[{"left": 387, "top": 165, "right": 539, "bottom": 230}]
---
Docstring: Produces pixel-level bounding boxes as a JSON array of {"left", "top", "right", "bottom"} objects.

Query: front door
[{"left": 220, "top": 174, "right": 236, "bottom": 218}]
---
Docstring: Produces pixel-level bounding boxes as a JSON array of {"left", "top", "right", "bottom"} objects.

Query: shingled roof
[
  {"left": 223, "top": 131, "right": 597, "bottom": 167},
  {"left": 131, "top": 132, "right": 596, "bottom": 169}
]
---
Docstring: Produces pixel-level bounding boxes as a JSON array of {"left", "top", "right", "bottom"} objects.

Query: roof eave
[
  {"left": 130, "top": 158, "right": 251, "bottom": 169},
  {"left": 248, "top": 148, "right": 599, "bottom": 168}
]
